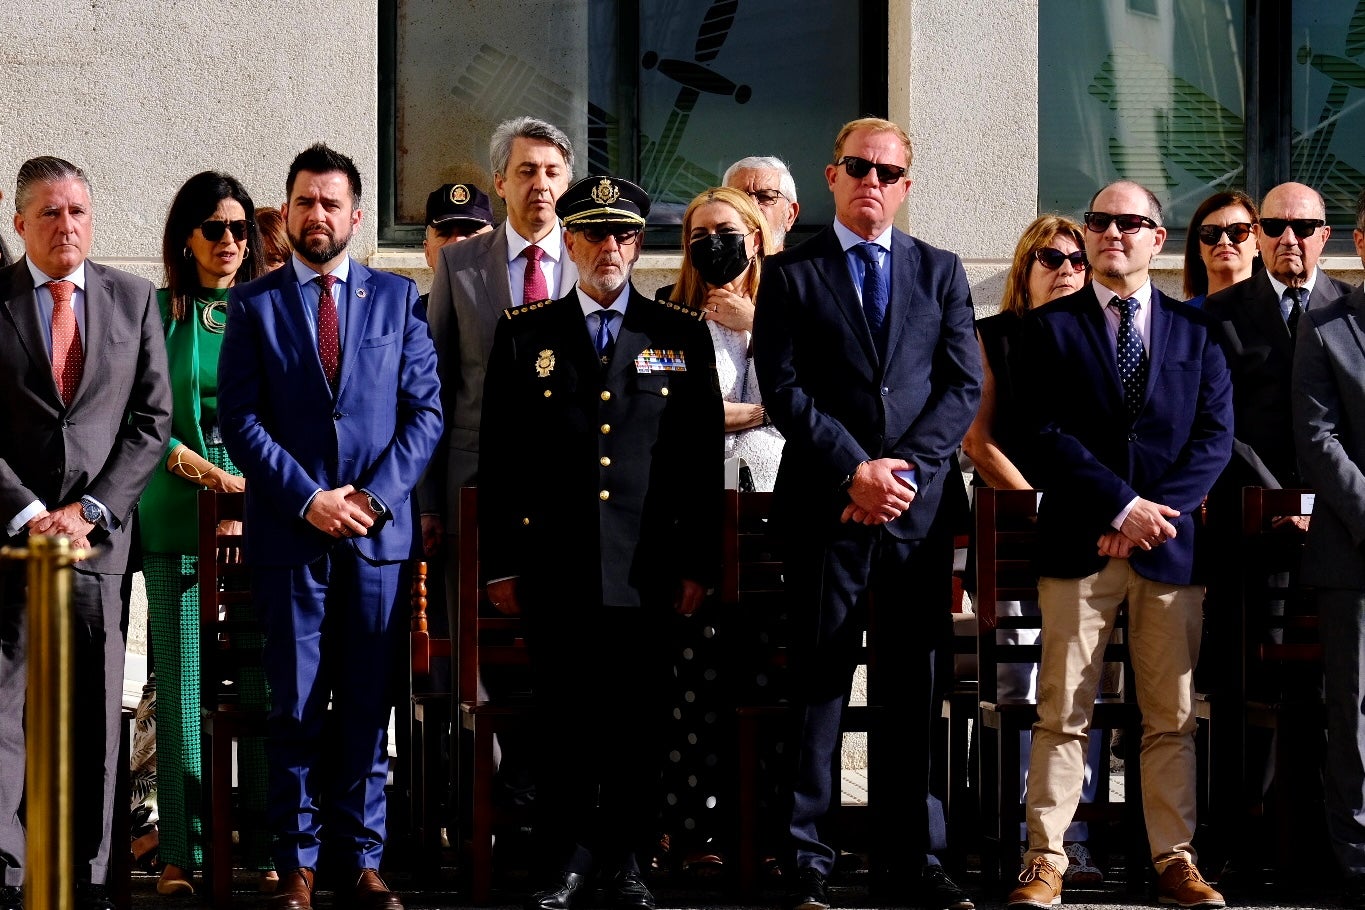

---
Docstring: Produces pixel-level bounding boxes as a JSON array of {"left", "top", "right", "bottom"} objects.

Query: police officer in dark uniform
[{"left": 478, "top": 176, "right": 723, "bottom": 910}]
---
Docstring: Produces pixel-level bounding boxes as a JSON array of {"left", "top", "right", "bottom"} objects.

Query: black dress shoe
[
  {"left": 783, "top": 867, "right": 829, "bottom": 910},
  {"left": 920, "top": 864, "right": 973, "bottom": 910},
  {"left": 0, "top": 886, "right": 19, "bottom": 910},
  {"left": 525, "top": 871, "right": 590, "bottom": 910},
  {"left": 74, "top": 883, "right": 115, "bottom": 910},
  {"left": 607, "top": 871, "right": 654, "bottom": 910}
]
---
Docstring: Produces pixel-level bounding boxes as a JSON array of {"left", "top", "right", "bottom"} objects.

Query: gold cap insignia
[
  {"left": 535, "top": 349, "right": 556, "bottom": 378},
  {"left": 450, "top": 184, "right": 470, "bottom": 205},
  {"left": 590, "top": 178, "right": 621, "bottom": 205}
]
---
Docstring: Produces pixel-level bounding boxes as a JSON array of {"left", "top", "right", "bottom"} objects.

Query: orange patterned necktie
[{"left": 48, "top": 280, "right": 83, "bottom": 404}]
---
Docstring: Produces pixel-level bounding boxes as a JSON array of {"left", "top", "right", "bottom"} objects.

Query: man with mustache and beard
[
  {"left": 478, "top": 175, "right": 722, "bottom": 910},
  {"left": 218, "top": 143, "right": 442, "bottom": 910}
]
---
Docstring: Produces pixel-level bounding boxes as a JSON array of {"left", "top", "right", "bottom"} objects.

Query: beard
[
  {"left": 578, "top": 256, "right": 631, "bottom": 299},
  {"left": 289, "top": 224, "right": 352, "bottom": 265}
]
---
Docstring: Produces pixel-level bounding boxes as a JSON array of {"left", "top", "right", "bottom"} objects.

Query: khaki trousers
[{"left": 1022, "top": 558, "right": 1203, "bottom": 874}]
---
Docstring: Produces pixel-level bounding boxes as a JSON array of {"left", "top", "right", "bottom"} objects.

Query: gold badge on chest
[{"left": 535, "top": 349, "right": 556, "bottom": 378}]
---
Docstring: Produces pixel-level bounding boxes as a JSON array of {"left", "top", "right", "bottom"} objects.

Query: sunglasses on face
[
  {"left": 835, "top": 155, "right": 907, "bottom": 185},
  {"left": 1034, "top": 248, "right": 1088, "bottom": 271},
  {"left": 1260, "top": 217, "right": 1325, "bottom": 239},
  {"left": 199, "top": 219, "right": 249, "bottom": 242},
  {"left": 1197, "top": 223, "right": 1255, "bottom": 246},
  {"left": 578, "top": 227, "right": 641, "bottom": 246},
  {"left": 747, "top": 189, "right": 787, "bottom": 207},
  {"left": 1083, "top": 211, "right": 1159, "bottom": 234}
]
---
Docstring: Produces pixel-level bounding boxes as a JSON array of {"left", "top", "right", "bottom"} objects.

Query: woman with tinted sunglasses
[
  {"left": 135, "top": 172, "right": 273, "bottom": 896},
  {"left": 1182, "top": 189, "right": 1261, "bottom": 307},
  {"left": 962, "top": 214, "right": 1108, "bottom": 886}
]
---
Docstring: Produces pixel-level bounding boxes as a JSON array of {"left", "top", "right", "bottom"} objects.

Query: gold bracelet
[{"left": 169, "top": 447, "right": 214, "bottom": 487}]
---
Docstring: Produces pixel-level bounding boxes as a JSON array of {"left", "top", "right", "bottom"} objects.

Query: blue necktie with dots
[
  {"left": 855, "top": 242, "right": 888, "bottom": 335},
  {"left": 1113, "top": 297, "right": 1147, "bottom": 420},
  {"left": 594, "top": 310, "right": 617, "bottom": 362}
]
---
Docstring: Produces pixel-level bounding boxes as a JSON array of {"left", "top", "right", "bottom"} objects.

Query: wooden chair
[
  {"left": 197, "top": 489, "right": 267, "bottom": 910},
  {"left": 454, "top": 485, "right": 532, "bottom": 905},
  {"left": 408, "top": 560, "right": 450, "bottom": 879},
  {"left": 1239, "top": 486, "right": 1323, "bottom": 873},
  {"left": 973, "top": 487, "right": 1146, "bottom": 890}
]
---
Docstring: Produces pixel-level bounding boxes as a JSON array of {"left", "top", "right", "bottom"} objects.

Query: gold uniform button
[
  {"left": 599, "top": 490, "right": 610, "bottom": 501},
  {"left": 600, "top": 423, "right": 611, "bottom": 434},
  {"left": 600, "top": 456, "right": 611, "bottom": 467},
  {"left": 660, "top": 386, "right": 669, "bottom": 396},
  {"left": 543, "top": 389, "right": 552, "bottom": 398},
  {"left": 600, "top": 390, "right": 612, "bottom": 401},
  {"left": 521, "top": 517, "right": 530, "bottom": 526}
]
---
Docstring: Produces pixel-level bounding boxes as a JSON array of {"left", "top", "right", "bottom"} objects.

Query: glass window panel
[
  {"left": 1039, "top": 0, "right": 1247, "bottom": 231},
  {"left": 1290, "top": 1, "right": 1365, "bottom": 228}
]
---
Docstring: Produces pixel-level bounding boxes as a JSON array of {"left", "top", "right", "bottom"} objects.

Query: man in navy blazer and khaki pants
[
  {"left": 219, "top": 144, "right": 441, "bottom": 910},
  {"left": 755, "top": 117, "right": 981, "bottom": 910},
  {"left": 1007, "top": 181, "right": 1233, "bottom": 909}
]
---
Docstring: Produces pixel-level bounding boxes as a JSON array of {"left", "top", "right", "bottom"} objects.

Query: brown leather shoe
[
  {"left": 1007, "top": 857, "right": 1063, "bottom": 909},
  {"left": 269, "top": 868, "right": 314, "bottom": 910},
  {"left": 353, "top": 869, "right": 404, "bottom": 910},
  {"left": 1157, "top": 859, "right": 1225, "bottom": 908}
]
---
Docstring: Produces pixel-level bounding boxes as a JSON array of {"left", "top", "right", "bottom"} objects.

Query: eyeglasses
[
  {"left": 1260, "top": 217, "right": 1325, "bottom": 239},
  {"left": 578, "top": 227, "right": 641, "bottom": 246},
  {"left": 1083, "top": 212, "right": 1159, "bottom": 234},
  {"left": 746, "top": 189, "right": 788, "bottom": 207},
  {"left": 199, "top": 219, "right": 250, "bottom": 242},
  {"left": 1197, "top": 223, "right": 1255, "bottom": 246},
  {"left": 835, "top": 155, "right": 907, "bottom": 185},
  {"left": 1034, "top": 249, "right": 1088, "bottom": 271}
]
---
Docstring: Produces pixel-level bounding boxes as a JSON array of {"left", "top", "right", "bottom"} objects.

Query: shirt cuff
[
  {"left": 301, "top": 489, "right": 322, "bottom": 519},
  {"left": 1112, "top": 496, "right": 1140, "bottom": 530},
  {"left": 8, "top": 501, "right": 44, "bottom": 538}
]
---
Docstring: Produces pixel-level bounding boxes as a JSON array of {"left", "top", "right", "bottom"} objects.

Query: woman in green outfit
[{"left": 138, "top": 171, "right": 272, "bottom": 895}]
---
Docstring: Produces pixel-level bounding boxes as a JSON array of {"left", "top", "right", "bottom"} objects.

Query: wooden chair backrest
[
  {"left": 456, "top": 485, "right": 529, "bottom": 707},
  {"left": 196, "top": 489, "right": 263, "bottom": 713}
]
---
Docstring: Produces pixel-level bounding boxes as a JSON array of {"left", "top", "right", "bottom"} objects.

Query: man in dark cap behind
[
  {"left": 478, "top": 175, "right": 723, "bottom": 910},
  {"left": 421, "top": 182, "right": 494, "bottom": 274}
]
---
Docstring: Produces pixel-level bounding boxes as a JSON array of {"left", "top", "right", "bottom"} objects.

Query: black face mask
[{"left": 689, "top": 232, "right": 751, "bottom": 287}]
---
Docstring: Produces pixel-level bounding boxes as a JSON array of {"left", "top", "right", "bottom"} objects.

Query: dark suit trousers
[
  {"left": 0, "top": 567, "right": 129, "bottom": 886},
  {"left": 254, "top": 548, "right": 404, "bottom": 873},
  {"left": 1320, "top": 588, "right": 1365, "bottom": 877},
  {"left": 781, "top": 521, "right": 954, "bottom": 877},
  {"left": 523, "top": 589, "right": 671, "bottom": 878}
]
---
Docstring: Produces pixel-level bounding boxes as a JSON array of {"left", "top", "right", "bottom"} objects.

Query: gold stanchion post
[{"left": 0, "top": 536, "right": 79, "bottom": 910}]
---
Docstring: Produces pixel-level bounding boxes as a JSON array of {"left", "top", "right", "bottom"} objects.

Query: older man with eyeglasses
[
  {"left": 723, "top": 155, "right": 800, "bottom": 252},
  {"left": 1006, "top": 180, "right": 1233, "bottom": 909}
]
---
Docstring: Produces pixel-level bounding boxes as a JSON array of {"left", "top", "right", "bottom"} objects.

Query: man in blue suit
[
  {"left": 219, "top": 143, "right": 442, "bottom": 910},
  {"left": 754, "top": 117, "right": 981, "bottom": 910},
  {"left": 1006, "top": 181, "right": 1232, "bottom": 910}
]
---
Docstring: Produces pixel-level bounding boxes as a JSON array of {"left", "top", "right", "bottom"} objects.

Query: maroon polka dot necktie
[
  {"left": 48, "top": 280, "right": 83, "bottom": 405},
  {"left": 317, "top": 274, "right": 339, "bottom": 387}
]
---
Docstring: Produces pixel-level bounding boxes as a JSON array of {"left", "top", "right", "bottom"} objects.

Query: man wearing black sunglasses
[
  {"left": 479, "top": 175, "right": 721, "bottom": 910},
  {"left": 1009, "top": 180, "right": 1232, "bottom": 910},
  {"left": 754, "top": 117, "right": 980, "bottom": 910}
]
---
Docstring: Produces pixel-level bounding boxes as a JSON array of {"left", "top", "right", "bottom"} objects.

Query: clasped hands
[
  {"left": 306, "top": 484, "right": 381, "bottom": 539},
  {"left": 26, "top": 502, "right": 95, "bottom": 559},
  {"left": 1097, "top": 497, "right": 1179, "bottom": 558},
  {"left": 840, "top": 458, "right": 916, "bottom": 526}
]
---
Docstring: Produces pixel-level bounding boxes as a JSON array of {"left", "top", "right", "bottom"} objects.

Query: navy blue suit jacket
[
  {"left": 218, "top": 258, "right": 443, "bottom": 566},
  {"left": 753, "top": 225, "right": 980, "bottom": 540},
  {"left": 1020, "top": 283, "right": 1233, "bottom": 585}
]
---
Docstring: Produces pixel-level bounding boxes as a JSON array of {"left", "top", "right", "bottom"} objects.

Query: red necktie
[
  {"left": 523, "top": 244, "right": 548, "bottom": 303},
  {"left": 317, "top": 274, "right": 339, "bottom": 387},
  {"left": 48, "top": 280, "right": 83, "bottom": 404}
]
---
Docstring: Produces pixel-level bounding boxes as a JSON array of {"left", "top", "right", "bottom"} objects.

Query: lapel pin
[{"left": 356, "top": 288, "right": 366, "bottom": 298}]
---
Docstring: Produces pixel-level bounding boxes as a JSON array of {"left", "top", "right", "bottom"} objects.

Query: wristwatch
[
  {"left": 79, "top": 496, "right": 103, "bottom": 527},
  {"left": 364, "top": 492, "right": 387, "bottom": 516},
  {"left": 839, "top": 461, "right": 867, "bottom": 493}
]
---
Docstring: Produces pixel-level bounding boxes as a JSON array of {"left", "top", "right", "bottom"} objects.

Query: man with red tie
[
  {"left": 0, "top": 155, "right": 172, "bottom": 910},
  {"left": 218, "top": 143, "right": 442, "bottom": 910}
]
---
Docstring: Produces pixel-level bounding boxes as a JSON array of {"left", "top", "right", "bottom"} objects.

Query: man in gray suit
[
  {"left": 0, "top": 156, "right": 171, "bottom": 910},
  {"left": 419, "top": 116, "right": 577, "bottom": 804},
  {"left": 1293, "top": 189, "right": 1365, "bottom": 910}
]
